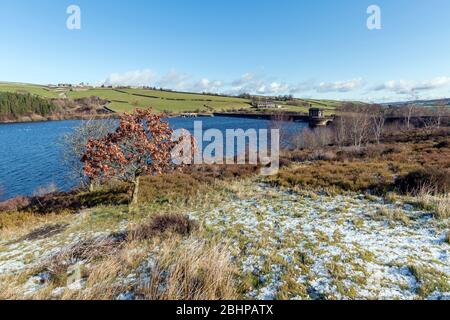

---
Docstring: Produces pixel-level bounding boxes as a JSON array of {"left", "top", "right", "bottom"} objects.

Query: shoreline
[
  {"left": 0, "top": 113, "right": 118, "bottom": 125},
  {"left": 0, "top": 111, "right": 313, "bottom": 125}
]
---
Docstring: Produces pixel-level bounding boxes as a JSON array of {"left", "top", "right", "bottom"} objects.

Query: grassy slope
[
  {"left": 0, "top": 82, "right": 61, "bottom": 99},
  {"left": 0, "top": 82, "right": 343, "bottom": 114}
]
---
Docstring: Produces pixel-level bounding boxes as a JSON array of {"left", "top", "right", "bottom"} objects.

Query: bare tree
[
  {"left": 269, "top": 114, "right": 296, "bottom": 150},
  {"left": 333, "top": 116, "right": 349, "bottom": 147},
  {"left": 370, "top": 104, "right": 386, "bottom": 144},
  {"left": 435, "top": 104, "right": 449, "bottom": 128},
  {"left": 338, "top": 103, "right": 371, "bottom": 148},
  {"left": 400, "top": 104, "right": 416, "bottom": 130},
  {"left": 289, "top": 126, "right": 333, "bottom": 149}
]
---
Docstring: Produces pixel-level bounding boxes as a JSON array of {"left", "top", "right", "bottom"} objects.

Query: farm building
[{"left": 251, "top": 100, "right": 279, "bottom": 109}]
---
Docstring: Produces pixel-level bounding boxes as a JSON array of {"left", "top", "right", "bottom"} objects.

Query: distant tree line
[
  {"left": 282, "top": 102, "right": 450, "bottom": 150},
  {"left": 238, "top": 93, "right": 294, "bottom": 101},
  {"left": 0, "top": 92, "right": 57, "bottom": 117}
]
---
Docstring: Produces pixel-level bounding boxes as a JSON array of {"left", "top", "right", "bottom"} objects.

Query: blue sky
[{"left": 1, "top": 0, "right": 450, "bottom": 102}]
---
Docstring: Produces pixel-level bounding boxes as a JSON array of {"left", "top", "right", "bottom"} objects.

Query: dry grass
[
  {"left": 50, "top": 236, "right": 238, "bottom": 300},
  {"left": 274, "top": 135, "right": 450, "bottom": 195},
  {"left": 137, "top": 238, "right": 238, "bottom": 300},
  {"left": 60, "top": 241, "right": 148, "bottom": 300},
  {"left": 374, "top": 207, "right": 410, "bottom": 225},
  {"left": 137, "top": 174, "right": 201, "bottom": 205},
  {"left": 408, "top": 265, "right": 450, "bottom": 298},
  {"left": 413, "top": 191, "right": 450, "bottom": 220},
  {"left": 43, "top": 233, "right": 126, "bottom": 287},
  {"left": 0, "top": 211, "right": 71, "bottom": 240},
  {"left": 270, "top": 161, "right": 397, "bottom": 193},
  {"left": 1, "top": 207, "right": 237, "bottom": 300}
]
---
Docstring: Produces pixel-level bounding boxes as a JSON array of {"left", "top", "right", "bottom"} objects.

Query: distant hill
[
  {"left": 382, "top": 98, "right": 450, "bottom": 108},
  {"left": 0, "top": 82, "right": 346, "bottom": 116}
]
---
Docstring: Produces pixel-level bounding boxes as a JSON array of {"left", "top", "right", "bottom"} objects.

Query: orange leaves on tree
[{"left": 82, "top": 109, "right": 184, "bottom": 183}]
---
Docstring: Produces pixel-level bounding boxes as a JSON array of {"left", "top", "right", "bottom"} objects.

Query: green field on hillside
[
  {"left": 0, "top": 82, "right": 61, "bottom": 99},
  {"left": 67, "top": 88, "right": 252, "bottom": 113},
  {"left": 0, "top": 82, "right": 343, "bottom": 114}
]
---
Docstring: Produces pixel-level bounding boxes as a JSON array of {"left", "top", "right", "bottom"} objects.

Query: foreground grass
[{"left": 1, "top": 175, "right": 448, "bottom": 300}]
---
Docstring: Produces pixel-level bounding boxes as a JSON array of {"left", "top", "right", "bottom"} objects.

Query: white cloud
[
  {"left": 317, "top": 78, "right": 365, "bottom": 93},
  {"left": 101, "top": 69, "right": 224, "bottom": 93},
  {"left": 156, "top": 70, "right": 192, "bottom": 90},
  {"left": 102, "top": 69, "right": 156, "bottom": 87},
  {"left": 231, "top": 73, "right": 255, "bottom": 87},
  {"left": 228, "top": 73, "right": 296, "bottom": 95},
  {"left": 374, "top": 76, "right": 450, "bottom": 95},
  {"left": 100, "top": 69, "right": 366, "bottom": 97},
  {"left": 192, "top": 78, "right": 224, "bottom": 92}
]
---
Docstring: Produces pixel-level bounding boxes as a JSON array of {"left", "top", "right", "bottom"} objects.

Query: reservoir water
[{"left": 0, "top": 117, "right": 307, "bottom": 201}]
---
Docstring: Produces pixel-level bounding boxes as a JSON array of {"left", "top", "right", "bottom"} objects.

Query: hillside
[
  {"left": 0, "top": 82, "right": 344, "bottom": 115},
  {"left": 0, "top": 90, "right": 112, "bottom": 123},
  {"left": 383, "top": 98, "right": 450, "bottom": 108}
]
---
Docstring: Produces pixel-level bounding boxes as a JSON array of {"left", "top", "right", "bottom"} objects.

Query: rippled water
[{"left": 0, "top": 117, "right": 307, "bottom": 201}]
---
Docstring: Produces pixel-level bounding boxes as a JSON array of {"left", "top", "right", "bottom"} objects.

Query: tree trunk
[{"left": 131, "top": 176, "right": 140, "bottom": 206}]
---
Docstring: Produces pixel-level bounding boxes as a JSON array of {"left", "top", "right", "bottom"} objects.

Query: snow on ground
[
  {"left": 0, "top": 184, "right": 448, "bottom": 300},
  {"left": 190, "top": 184, "right": 450, "bottom": 300}
]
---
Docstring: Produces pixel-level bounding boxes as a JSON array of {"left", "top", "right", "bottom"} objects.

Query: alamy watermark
[
  {"left": 171, "top": 121, "right": 280, "bottom": 176},
  {"left": 65, "top": 5, "right": 381, "bottom": 32},
  {"left": 367, "top": 5, "right": 382, "bottom": 30},
  {"left": 66, "top": 5, "right": 81, "bottom": 30}
]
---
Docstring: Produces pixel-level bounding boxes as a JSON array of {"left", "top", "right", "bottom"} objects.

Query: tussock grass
[
  {"left": 408, "top": 265, "right": 450, "bottom": 298},
  {"left": 137, "top": 238, "right": 238, "bottom": 300},
  {"left": 60, "top": 236, "right": 238, "bottom": 300},
  {"left": 44, "top": 233, "right": 126, "bottom": 287},
  {"left": 2, "top": 207, "right": 235, "bottom": 300},
  {"left": 413, "top": 191, "right": 450, "bottom": 220},
  {"left": 60, "top": 241, "right": 148, "bottom": 300},
  {"left": 374, "top": 207, "right": 410, "bottom": 225}
]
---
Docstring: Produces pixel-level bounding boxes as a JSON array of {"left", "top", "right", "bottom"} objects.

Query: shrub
[
  {"left": 395, "top": 168, "right": 450, "bottom": 195},
  {"left": 129, "top": 213, "right": 197, "bottom": 240},
  {"left": 433, "top": 140, "right": 450, "bottom": 149},
  {"left": 271, "top": 161, "right": 394, "bottom": 193},
  {"left": 23, "top": 182, "right": 131, "bottom": 214}
]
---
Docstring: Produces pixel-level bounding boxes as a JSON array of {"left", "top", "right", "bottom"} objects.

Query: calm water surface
[{"left": 0, "top": 117, "right": 307, "bottom": 201}]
